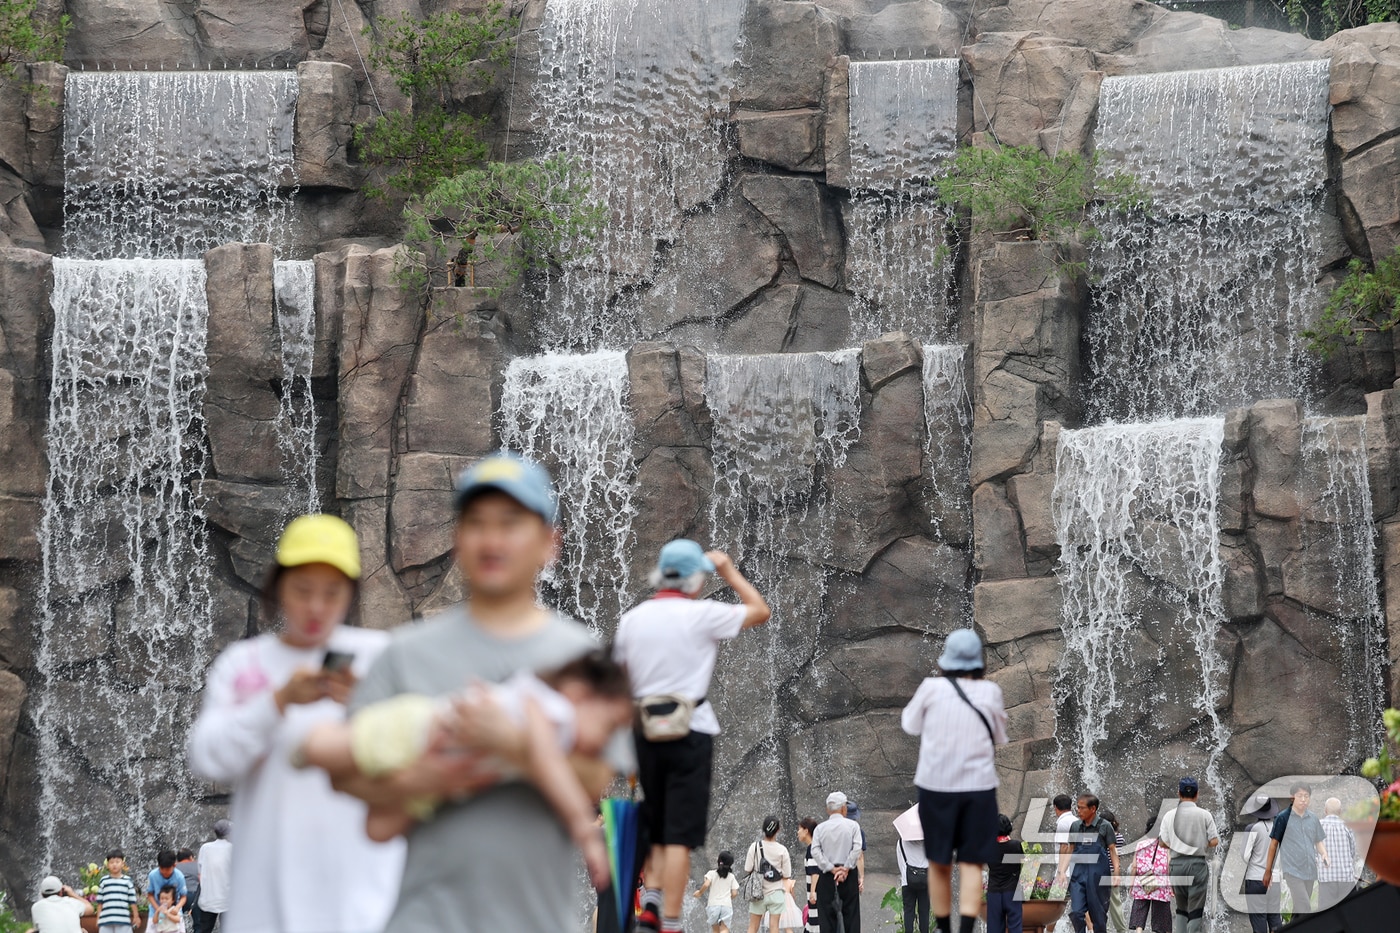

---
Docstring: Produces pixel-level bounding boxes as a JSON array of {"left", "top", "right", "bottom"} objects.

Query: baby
[
  {"left": 151, "top": 886, "right": 184, "bottom": 933},
  {"left": 298, "top": 650, "right": 633, "bottom": 887}
]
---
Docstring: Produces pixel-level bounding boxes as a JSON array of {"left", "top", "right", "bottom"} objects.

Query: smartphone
[{"left": 322, "top": 650, "right": 355, "bottom": 673}]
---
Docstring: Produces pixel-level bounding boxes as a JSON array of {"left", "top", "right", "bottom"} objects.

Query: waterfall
[
  {"left": 845, "top": 60, "right": 959, "bottom": 342},
  {"left": 274, "top": 260, "right": 319, "bottom": 516},
  {"left": 922, "top": 344, "right": 970, "bottom": 538},
  {"left": 1299, "top": 417, "right": 1387, "bottom": 759},
  {"left": 34, "top": 69, "right": 309, "bottom": 871},
  {"left": 1051, "top": 419, "right": 1230, "bottom": 800},
  {"left": 702, "top": 349, "right": 862, "bottom": 879},
  {"left": 533, "top": 0, "right": 748, "bottom": 349},
  {"left": 63, "top": 71, "right": 299, "bottom": 259},
  {"left": 1086, "top": 61, "right": 1331, "bottom": 422},
  {"left": 498, "top": 351, "right": 637, "bottom": 630},
  {"left": 35, "top": 259, "right": 213, "bottom": 864}
]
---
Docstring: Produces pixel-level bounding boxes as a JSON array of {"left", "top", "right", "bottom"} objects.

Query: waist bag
[{"left": 636, "top": 694, "right": 703, "bottom": 741}]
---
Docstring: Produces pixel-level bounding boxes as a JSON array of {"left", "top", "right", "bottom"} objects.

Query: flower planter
[
  {"left": 979, "top": 898, "right": 1066, "bottom": 933},
  {"left": 1362, "top": 819, "right": 1400, "bottom": 885},
  {"left": 1022, "top": 898, "right": 1068, "bottom": 931}
]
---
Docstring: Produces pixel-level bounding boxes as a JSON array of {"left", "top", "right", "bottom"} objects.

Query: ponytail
[{"left": 717, "top": 850, "right": 734, "bottom": 878}]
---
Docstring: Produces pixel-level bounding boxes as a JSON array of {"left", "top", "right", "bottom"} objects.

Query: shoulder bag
[
  {"left": 1139, "top": 840, "right": 1164, "bottom": 893},
  {"left": 742, "top": 838, "right": 770, "bottom": 900},
  {"left": 946, "top": 676, "right": 996, "bottom": 744},
  {"left": 899, "top": 840, "right": 927, "bottom": 888}
]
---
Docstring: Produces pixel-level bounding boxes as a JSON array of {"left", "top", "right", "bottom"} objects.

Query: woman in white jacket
[{"left": 187, "top": 515, "right": 404, "bottom": 933}]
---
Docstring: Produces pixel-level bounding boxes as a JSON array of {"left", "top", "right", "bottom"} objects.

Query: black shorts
[
  {"left": 635, "top": 729, "right": 713, "bottom": 849},
  {"left": 918, "top": 787, "right": 999, "bottom": 866}
]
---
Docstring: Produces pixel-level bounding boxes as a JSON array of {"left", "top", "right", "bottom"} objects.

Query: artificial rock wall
[{"left": 1, "top": 0, "right": 1400, "bottom": 909}]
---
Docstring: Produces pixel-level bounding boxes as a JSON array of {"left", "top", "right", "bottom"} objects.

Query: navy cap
[
  {"left": 454, "top": 452, "right": 558, "bottom": 524},
  {"left": 1179, "top": 777, "right": 1199, "bottom": 795}
]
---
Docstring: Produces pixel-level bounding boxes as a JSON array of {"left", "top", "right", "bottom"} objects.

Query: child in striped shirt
[{"left": 95, "top": 849, "right": 140, "bottom": 933}]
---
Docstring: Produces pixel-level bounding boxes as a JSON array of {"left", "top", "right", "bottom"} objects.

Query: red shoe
[{"left": 635, "top": 908, "right": 661, "bottom": 933}]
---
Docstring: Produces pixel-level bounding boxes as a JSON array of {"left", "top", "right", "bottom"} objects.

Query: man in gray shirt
[
  {"left": 1159, "top": 777, "right": 1219, "bottom": 933},
  {"left": 326, "top": 453, "right": 616, "bottom": 933},
  {"left": 811, "top": 792, "right": 864, "bottom": 933}
]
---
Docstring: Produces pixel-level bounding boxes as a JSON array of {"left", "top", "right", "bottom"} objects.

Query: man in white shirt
[
  {"left": 811, "top": 792, "right": 864, "bottom": 933},
  {"left": 30, "top": 875, "right": 92, "bottom": 933},
  {"left": 1054, "top": 795, "right": 1076, "bottom": 846},
  {"left": 613, "top": 539, "right": 770, "bottom": 933},
  {"left": 1158, "top": 777, "right": 1219, "bottom": 933},
  {"left": 193, "top": 819, "right": 233, "bottom": 933}
]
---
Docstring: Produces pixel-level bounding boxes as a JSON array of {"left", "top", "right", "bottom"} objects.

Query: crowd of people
[
  {"left": 17, "top": 451, "right": 1372, "bottom": 933},
  {"left": 30, "top": 827, "right": 231, "bottom": 933}
]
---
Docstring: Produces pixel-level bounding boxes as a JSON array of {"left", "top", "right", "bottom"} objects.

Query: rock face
[{"left": 3, "top": 0, "right": 1400, "bottom": 921}]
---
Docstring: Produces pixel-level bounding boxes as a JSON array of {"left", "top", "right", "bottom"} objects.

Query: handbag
[
  {"left": 1139, "top": 840, "right": 1165, "bottom": 893},
  {"left": 899, "top": 840, "right": 928, "bottom": 888},
  {"left": 636, "top": 693, "right": 699, "bottom": 742}
]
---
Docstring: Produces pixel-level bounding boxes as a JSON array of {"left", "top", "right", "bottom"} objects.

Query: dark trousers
[
  {"left": 191, "top": 906, "right": 220, "bottom": 933},
  {"left": 902, "top": 883, "right": 929, "bottom": 933},
  {"left": 1243, "top": 880, "right": 1281, "bottom": 933},
  {"left": 1318, "top": 880, "right": 1354, "bottom": 911},
  {"left": 1069, "top": 865, "right": 1108, "bottom": 933},
  {"left": 985, "top": 890, "right": 1024, "bottom": 933},
  {"left": 1283, "top": 875, "right": 1315, "bottom": 915},
  {"left": 816, "top": 870, "right": 860, "bottom": 933}
]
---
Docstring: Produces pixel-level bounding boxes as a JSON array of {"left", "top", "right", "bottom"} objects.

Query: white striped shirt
[{"left": 901, "top": 676, "right": 1008, "bottom": 792}]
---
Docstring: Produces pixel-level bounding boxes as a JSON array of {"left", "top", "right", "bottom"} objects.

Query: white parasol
[{"left": 892, "top": 804, "right": 923, "bottom": 842}]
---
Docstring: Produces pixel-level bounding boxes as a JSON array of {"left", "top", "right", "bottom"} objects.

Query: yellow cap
[{"left": 275, "top": 514, "right": 361, "bottom": 581}]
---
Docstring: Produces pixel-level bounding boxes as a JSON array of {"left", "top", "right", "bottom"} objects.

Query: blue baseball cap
[
  {"left": 1179, "top": 777, "right": 1199, "bottom": 795},
  {"left": 656, "top": 539, "right": 715, "bottom": 579},
  {"left": 453, "top": 452, "right": 558, "bottom": 524},
  {"left": 938, "top": 628, "right": 985, "bottom": 672}
]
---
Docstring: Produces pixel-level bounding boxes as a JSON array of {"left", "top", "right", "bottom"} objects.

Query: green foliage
[
  {"left": 356, "top": 7, "right": 603, "bottom": 297},
  {"left": 355, "top": 6, "right": 516, "bottom": 198},
  {"left": 0, "top": 0, "right": 69, "bottom": 81},
  {"left": 1357, "top": 708, "right": 1400, "bottom": 820},
  {"left": 398, "top": 154, "right": 604, "bottom": 296},
  {"left": 0, "top": 891, "right": 27, "bottom": 933},
  {"left": 931, "top": 144, "right": 1146, "bottom": 244},
  {"left": 1304, "top": 246, "right": 1400, "bottom": 358},
  {"left": 1285, "top": 0, "right": 1399, "bottom": 38}
]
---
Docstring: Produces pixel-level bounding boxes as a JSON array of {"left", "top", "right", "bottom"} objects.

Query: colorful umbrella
[{"left": 600, "top": 795, "right": 643, "bottom": 932}]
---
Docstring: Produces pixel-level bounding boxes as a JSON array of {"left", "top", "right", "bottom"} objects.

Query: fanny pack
[{"left": 636, "top": 694, "right": 704, "bottom": 742}]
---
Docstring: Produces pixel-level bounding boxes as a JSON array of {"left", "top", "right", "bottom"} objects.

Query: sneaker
[{"left": 635, "top": 908, "right": 661, "bottom": 933}]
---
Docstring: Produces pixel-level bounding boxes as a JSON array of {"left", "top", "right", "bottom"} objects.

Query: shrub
[
  {"left": 1304, "top": 245, "right": 1400, "bottom": 358},
  {"left": 0, "top": 0, "right": 69, "bottom": 82}
]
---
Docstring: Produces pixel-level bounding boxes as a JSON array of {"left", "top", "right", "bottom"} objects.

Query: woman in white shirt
[
  {"left": 901, "top": 629, "right": 1008, "bottom": 933},
  {"left": 695, "top": 851, "right": 741, "bottom": 933},
  {"left": 187, "top": 515, "right": 405, "bottom": 933}
]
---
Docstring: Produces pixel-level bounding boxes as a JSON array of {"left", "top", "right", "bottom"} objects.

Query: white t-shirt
[
  {"left": 704, "top": 870, "right": 740, "bottom": 907},
  {"left": 613, "top": 595, "right": 746, "bottom": 735},
  {"left": 1055, "top": 811, "right": 1077, "bottom": 845},
  {"left": 195, "top": 838, "right": 232, "bottom": 913},
  {"left": 30, "top": 895, "right": 87, "bottom": 933},
  {"left": 1243, "top": 821, "right": 1271, "bottom": 882}
]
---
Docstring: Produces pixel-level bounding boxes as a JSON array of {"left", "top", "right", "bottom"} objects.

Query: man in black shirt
[{"left": 985, "top": 815, "right": 1024, "bottom": 933}]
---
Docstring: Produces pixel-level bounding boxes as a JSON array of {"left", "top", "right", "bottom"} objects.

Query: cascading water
[
  {"left": 1086, "top": 61, "right": 1331, "bottom": 422},
  {"left": 497, "top": 351, "right": 637, "bottom": 631},
  {"left": 1299, "top": 417, "right": 1387, "bottom": 759},
  {"left": 533, "top": 0, "right": 748, "bottom": 349},
  {"left": 922, "top": 344, "right": 970, "bottom": 538},
  {"left": 274, "top": 260, "right": 319, "bottom": 516},
  {"left": 34, "top": 69, "right": 306, "bottom": 871},
  {"left": 63, "top": 71, "right": 298, "bottom": 259},
  {"left": 844, "top": 60, "right": 959, "bottom": 342},
  {"left": 1050, "top": 419, "right": 1231, "bottom": 803},
  {"left": 703, "top": 351, "right": 862, "bottom": 853},
  {"left": 34, "top": 259, "right": 213, "bottom": 863}
]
